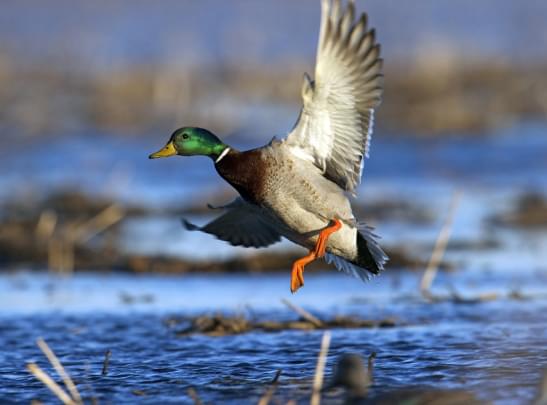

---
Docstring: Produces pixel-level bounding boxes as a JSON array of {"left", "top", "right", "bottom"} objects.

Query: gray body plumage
[
  {"left": 184, "top": 0, "right": 388, "bottom": 281},
  {"left": 186, "top": 140, "right": 387, "bottom": 280}
]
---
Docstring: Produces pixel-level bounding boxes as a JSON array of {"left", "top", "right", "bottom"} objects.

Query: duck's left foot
[
  {"left": 314, "top": 218, "right": 342, "bottom": 257},
  {"left": 289, "top": 219, "right": 342, "bottom": 293},
  {"left": 290, "top": 251, "right": 316, "bottom": 293}
]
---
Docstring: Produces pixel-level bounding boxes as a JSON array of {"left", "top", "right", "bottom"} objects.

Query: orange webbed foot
[
  {"left": 290, "top": 251, "right": 316, "bottom": 293},
  {"left": 290, "top": 262, "right": 305, "bottom": 293},
  {"left": 289, "top": 218, "right": 343, "bottom": 293}
]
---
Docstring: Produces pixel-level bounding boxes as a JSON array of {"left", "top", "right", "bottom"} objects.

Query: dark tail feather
[
  {"left": 325, "top": 223, "right": 387, "bottom": 282},
  {"left": 354, "top": 223, "right": 387, "bottom": 275}
]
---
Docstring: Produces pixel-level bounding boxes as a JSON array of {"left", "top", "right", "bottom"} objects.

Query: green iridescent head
[{"left": 149, "top": 127, "right": 227, "bottom": 160}]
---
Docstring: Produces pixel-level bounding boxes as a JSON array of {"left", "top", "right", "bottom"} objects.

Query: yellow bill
[{"left": 149, "top": 141, "right": 177, "bottom": 159}]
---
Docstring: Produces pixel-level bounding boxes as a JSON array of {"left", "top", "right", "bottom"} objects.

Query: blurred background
[
  {"left": 1, "top": 0, "right": 546, "bottom": 274},
  {"left": 1, "top": 1, "right": 547, "bottom": 403}
]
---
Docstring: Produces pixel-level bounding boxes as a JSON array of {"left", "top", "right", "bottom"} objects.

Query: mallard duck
[{"left": 150, "top": 0, "right": 387, "bottom": 293}]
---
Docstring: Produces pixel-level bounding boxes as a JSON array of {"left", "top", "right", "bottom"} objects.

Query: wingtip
[
  {"left": 320, "top": 0, "right": 330, "bottom": 18},
  {"left": 346, "top": 0, "right": 356, "bottom": 16},
  {"left": 181, "top": 218, "right": 199, "bottom": 231}
]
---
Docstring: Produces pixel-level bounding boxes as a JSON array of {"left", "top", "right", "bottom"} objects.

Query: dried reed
[
  {"left": 26, "top": 338, "right": 82, "bottom": 405},
  {"left": 420, "top": 191, "right": 462, "bottom": 298},
  {"left": 257, "top": 369, "right": 282, "bottom": 405},
  {"left": 282, "top": 298, "right": 323, "bottom": 328},
  {"left": 310, "top": 331, "right": 331, "bottom": 405}
]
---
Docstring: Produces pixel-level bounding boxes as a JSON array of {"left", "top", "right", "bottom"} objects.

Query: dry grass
[
  {"left": 310, "top": 331, "right": 331, "bottom": 405},
  {"left": 3, "top": 57, "right": 547, "bottom": 137},
  {"left": 26, "top": 338, "right": 83, "bottom": 405},
  {"left": 282, "top": 298, "right": 323, "bottom": 328},
  {"left": 420, "top": 191, "right": 462, "bottom": 298},
  {"left": 41, "top": 204, "right": 125, "bottom": 274},
  {"left": 419, "top": 191, "right": 506, "bottom": 304},
  {"left": 257, "top": 370, "right": 282, "bottom": 405}
]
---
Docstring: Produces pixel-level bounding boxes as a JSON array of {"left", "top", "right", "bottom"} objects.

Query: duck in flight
[{"left": 150, "top": 0, "right": 387, "bottom": 293}]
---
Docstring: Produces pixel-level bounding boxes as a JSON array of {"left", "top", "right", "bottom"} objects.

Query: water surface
[{"left": 1, "top": 270, "right": 546, "bottom": 404}]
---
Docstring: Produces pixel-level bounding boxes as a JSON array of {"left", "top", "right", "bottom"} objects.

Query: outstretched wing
[
  {"left": 183, "top": 199, "right": 282, "bottom": 248},
  {"left": 285, "top": 0, "right": 383, "bottom": 192}
]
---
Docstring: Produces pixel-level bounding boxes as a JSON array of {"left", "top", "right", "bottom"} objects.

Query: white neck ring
[{"left": 215, "top": 147, "right": 231, "bottom": 163}]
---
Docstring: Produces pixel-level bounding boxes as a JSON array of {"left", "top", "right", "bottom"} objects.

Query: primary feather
[
  {"left": 286, "top": 0, "right": 383, "bottom": 193},
  {"left": 183, "top": 198, "right": 282, "bottom": 248}
]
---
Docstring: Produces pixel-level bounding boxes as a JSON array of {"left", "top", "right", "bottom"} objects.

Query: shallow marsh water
[
  {"left": 2, "top": 0, "right": 547, "bottom": 401},
  {"left": 1, "top": 122, "right": 547, "bottom": 404},
  {"left": 1, "top": 270, "right": 547, "bottom": 404}
]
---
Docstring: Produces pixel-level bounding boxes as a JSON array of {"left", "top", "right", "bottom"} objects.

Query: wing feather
[
  {"left": 285, "top": 0, "right": 383, "bottom": 192},
  {"left": 183, "top": 200, "right": 282, "bottom": 249}
]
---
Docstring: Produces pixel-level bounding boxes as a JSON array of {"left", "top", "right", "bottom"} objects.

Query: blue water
[
  {"left": 3, "top": 123, "right": 546, "bottom": 204},
  {"left": 1, "top": 271, "right": 546, "bottom": 404},
  {"left": 2, "top": 0, "right": 547, "bottom": 401},
  {"left": 1, "top": 121, "right": 547, "bottom": 403}
]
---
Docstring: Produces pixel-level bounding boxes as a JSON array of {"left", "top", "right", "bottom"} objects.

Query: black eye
[{"left": 182, "top": 133, "right": 189, "bottom": 140}]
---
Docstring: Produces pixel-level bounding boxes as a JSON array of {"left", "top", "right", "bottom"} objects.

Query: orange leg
[
  {"left": 313, "top": 218, "right": 342, "bottom": 258},
  {"left": 290, "top": 218, "right": 343, "bottom": 293}
]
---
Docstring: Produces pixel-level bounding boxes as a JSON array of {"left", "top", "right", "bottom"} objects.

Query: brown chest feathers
[{"left": 214, "top": 149, "right": 268, "bottom": 203}]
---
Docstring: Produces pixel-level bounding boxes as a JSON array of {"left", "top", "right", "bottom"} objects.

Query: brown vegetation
[
  {"left": 2, "top": 55, "right": 547, "bottom": 138},
  {"left": 165, "top": 313, "right": 397, "bottom": 337},
  {"left": 490, "top": 192, "right": 547, "bottom": 229},
  {"left": 0, "top": 190, "right": 435, "bottom": 274}
]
